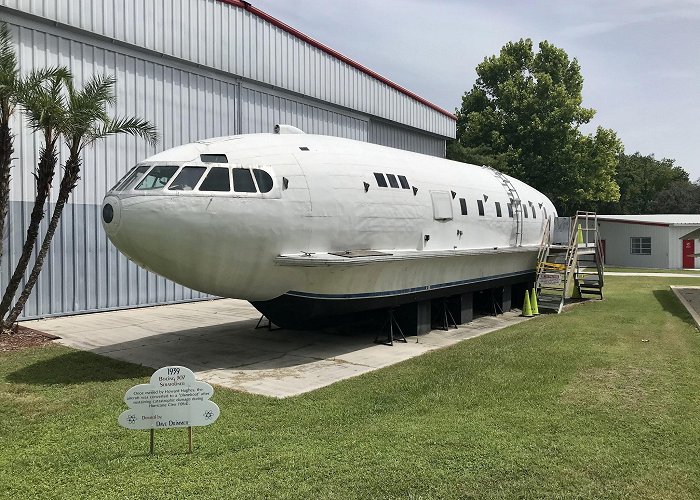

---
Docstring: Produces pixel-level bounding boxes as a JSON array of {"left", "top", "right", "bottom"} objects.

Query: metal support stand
[
  {"left": 434, "top": 299, "right": 457, "bottom": 331},
  {"left": 374, "top": 309, "right": 407, "bottom": 346},
  {"left": 255, "top": 315, "right": 281, "bottom": 331},
  {"left": 149, "top": 429, "right": 155, "bottom": 455}
]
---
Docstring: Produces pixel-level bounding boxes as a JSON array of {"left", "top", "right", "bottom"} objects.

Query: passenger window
[
  {"left": 524, "top": 205, "right": 529, "bottom": 218},
  {"left": 507, "top": 203, "right": 514, "bottom": 218},
  {"left": 168, "top": 166, "right": 206, "bottom": 191},
  {"left": 233, "top": 168, "right": 257, "bottom": 193},
  {"left": 253, "top": 169, "right": 274, "bottom": 193},
  {"left": 199, "top": 167, "right": 231, "bottom": 192},
  {"left": 119, "top": 165, "right": 150, "bottom": 191},
  {"left": 398, "top": 175, "right": 410, "bottom": 189},
  {"left": 477, "top": 199, "right": 485, "bottom": 216},
  {"left": 374, "top": 172, "right": 387, "bottom": 187},
  {"left": 495, "top": 201, "right": 502, "bottom": 217},
  {"left": 459, "top": 198, "right": 467, "bottom": 215},
  {"left": 531, "top": 205, "right": 536, "bottom": 218},
  {"left": 200, "top": 154, "right": 228, "bottom": 163},
  {"left": 386, "top": 174, "right": 399, "bottom": 188},
  {"left": 135, "top": 165, "right": 179, "bottom": 190},
  {"left": 543, "top": 207, "right": 548, "bottom": 219}
]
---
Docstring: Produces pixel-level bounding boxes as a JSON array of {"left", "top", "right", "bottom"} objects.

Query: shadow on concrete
[
  {"left": 7, "top": 350, "right": 152, "bottom": 385},
  {"left": 13, "top": 316, "right": 391, "bottom": 386},
  {"left": 652, "top": 289, "right": 696, "bottom": 327}
]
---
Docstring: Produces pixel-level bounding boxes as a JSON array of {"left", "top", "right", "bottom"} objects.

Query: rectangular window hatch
[{"left": 329, "top": 250, "right": 393, "bottom": 258}]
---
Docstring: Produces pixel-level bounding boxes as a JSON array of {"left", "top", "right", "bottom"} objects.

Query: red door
[{"left": 683, "top": 239, "right": 695, "bottom": 269}]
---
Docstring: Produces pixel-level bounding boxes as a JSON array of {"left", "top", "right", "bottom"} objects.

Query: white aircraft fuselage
[{"left": 102, "top": 129, "right": 557, "bottom": 328}]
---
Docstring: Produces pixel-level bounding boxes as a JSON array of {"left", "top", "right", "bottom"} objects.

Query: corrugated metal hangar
[{"left": 0, "top": 0, "right": 456, "bottom": 319}]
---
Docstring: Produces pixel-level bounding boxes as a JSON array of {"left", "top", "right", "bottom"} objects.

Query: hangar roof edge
[
  {"left": 597, "top": 214, "right": 700, "bottom": 226},
  {"left": 218, "top": 0, "right": 456, "bottom": 121}
]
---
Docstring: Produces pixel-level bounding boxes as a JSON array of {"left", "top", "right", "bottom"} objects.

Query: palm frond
[
  {"left": 86, "top": 115, "right": 158, "bottom": 148},
  {"left": 0, "top": 22, "right": 18, "bottom": 105}
]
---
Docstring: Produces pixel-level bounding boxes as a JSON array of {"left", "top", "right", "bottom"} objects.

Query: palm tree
[
  {"left": 0, "top": 67, "right": 71, "bottom": 329},
  {"left": 0, "top": 22, "right": 19, "bottom": 263},
  {"left": 4, "top": 74, "right": 157, "bottom": 326}
]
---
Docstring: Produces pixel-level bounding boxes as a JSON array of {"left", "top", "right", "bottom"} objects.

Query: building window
[
  {"left": 477, "top": 199, "right": 485, "bottom": 216},
  {"left": 459, "top": 198, "right": 467, "bottom": 215},
  {"left": 495, "top": 202, "right": 502, "bottom": 217},
  {"left": 631, "top": 237, "right": 651, "bottom": 255},
  {"left": 374, "top": 172, "right": 387, "bottom": 187}
]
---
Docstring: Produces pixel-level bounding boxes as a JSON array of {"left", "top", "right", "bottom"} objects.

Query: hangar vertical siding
[{"left": 0, "top": 2, "right": 455, "bottom": 319}]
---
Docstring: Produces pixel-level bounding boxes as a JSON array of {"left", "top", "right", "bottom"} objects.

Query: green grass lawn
[{"left": 2, "top": 275, "right": 700, "bottom": 499}]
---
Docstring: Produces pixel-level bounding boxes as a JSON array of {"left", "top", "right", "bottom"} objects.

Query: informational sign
[
  {"left": 118, "top": 366, "right": 220, "bottom": 430},
  {"left": 539, "top": 273, "right": 562, "bottom": 286}
]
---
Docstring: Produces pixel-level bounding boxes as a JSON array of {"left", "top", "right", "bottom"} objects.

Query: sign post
[{"left": 118, "top": 366, "right": 220, "bottom": 454}]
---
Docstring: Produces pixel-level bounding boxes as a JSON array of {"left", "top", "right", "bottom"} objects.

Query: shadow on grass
[
  {"left": 6, "top": 350, "right": 152, "bottom": 385},
  {"left": 652, "top": 289, "right": 697, "bottom": 328}
]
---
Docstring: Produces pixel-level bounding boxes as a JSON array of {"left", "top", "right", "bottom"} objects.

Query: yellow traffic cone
[
  {"left": 577, "top": 224, "right": 584, "bottom": 245},
  {"left": 530, "top": 288, "right": 539, "bottom": 315},
  {"left": 522, "top": 292, "right": 533, "bottom": 317}
]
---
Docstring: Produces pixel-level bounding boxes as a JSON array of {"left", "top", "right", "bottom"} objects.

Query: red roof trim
[
  {"left": 598, "top": 218, "right": 670, "bottom": 227},
  {"left": 217, "top": 0, "right": 456, "bottom": 120}
]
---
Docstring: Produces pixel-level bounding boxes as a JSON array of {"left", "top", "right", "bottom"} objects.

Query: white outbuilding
[{"left": 596, "top": 215, "right": 700, "bottom": 270}]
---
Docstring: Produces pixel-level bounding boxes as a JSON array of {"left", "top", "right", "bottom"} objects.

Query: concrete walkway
[
  {"left": 606, "top": 272, "right": 700, "bottom": 278},
  {"left": 22, "top": 299, "right": 531, "bottom": 398}
]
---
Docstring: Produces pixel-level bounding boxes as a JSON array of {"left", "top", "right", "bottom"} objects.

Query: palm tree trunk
[
  {"left": 0, "top": 143, "right": 58, "bottom": 327},
  {"left": 5, "top": 156, "right": 80, "bottom": 325},
  {"left": 0, "top": 110, "right": 13, "bottom": 261}
]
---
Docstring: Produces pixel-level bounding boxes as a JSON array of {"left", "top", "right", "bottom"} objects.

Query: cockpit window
[
  {"left": 233, "top": 168, "right": 257, "bottom": 193},
  {"left": 200, "top": 154, "right": 228, "bottom": 163},
  {"left": 111, "top": 166, "right": 137, "bottom": 191},
  {"left": 117, "top": 165, "right": 150, "bottom": 191},
  {"left": 168, "top": 166, "right": 206, "bottom": 191},
  {"left": 253, "top": 169, "right": 273, "bottom": 193},
  {"left": 199, "top": 167, "right": 231, "bottom": 192},
  {"left": 135, "top": 165, "right": 179, "bottom": 190}
]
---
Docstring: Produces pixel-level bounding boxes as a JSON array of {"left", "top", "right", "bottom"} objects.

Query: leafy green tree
[
  {"left": 597, "top": 153, "right": 690, "bottom": 214},
  {"left": 650, "top": 180, "right": 700, "bottom": 214},
  {"left": 4, "top": 74, "right": 157, "bottom": 326},
  {"left": 455, "top": 38, "right": 622, "bottom": 215}
]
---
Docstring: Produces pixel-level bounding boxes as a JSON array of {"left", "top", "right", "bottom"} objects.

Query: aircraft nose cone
[{"left": 101, "top": 196, "right": 122, "bottom": 235}]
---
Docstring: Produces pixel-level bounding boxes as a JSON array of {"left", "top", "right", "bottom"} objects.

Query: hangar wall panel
[
  {"left": 0, "top": 0, "right": 456, "bottom": 138},
  {"left": 369, "top": 119, "right": 445, "bottom": 157},
  {"left": 239, "top": 84, "right": 368, "bottom": 140}
]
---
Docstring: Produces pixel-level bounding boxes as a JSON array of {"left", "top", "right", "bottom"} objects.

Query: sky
[{"left": 253, "top": 0, "right": 700, "bottom": 179}]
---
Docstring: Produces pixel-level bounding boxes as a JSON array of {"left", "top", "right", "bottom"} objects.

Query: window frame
[
  {"left": 459, "top": 197, "right": 468, "bottom": 215},
  {"left": 630, "top": 237, "right": 652, "bottom": 255},
  {"left": 198, "top": 165, "right": 232, "bottom": 192},
  {"left": 373, "top": 172, "right": 388, "bottom": 188}
]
